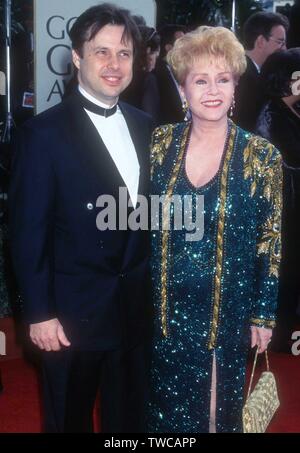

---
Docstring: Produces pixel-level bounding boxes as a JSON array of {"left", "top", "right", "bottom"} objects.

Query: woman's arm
[{"left": 244, "top": 136, "right": 283, "bottom": 350}]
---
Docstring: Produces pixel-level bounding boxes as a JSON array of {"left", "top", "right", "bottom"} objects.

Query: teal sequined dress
[{"left": 148, "top": 121, "right": 282, "bottom": 433}]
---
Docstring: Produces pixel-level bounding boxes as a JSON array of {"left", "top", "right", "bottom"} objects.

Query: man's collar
[{"left": 78, "top": 85, "right": 118, "bottom": 109}]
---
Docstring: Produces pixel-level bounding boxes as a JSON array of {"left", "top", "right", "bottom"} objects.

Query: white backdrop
[{"left": 34, "top": 0, "right": 156, "bottom": 114}]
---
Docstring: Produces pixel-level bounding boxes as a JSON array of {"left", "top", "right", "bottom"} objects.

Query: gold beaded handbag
[{"left": 243, "top": 347, "right": 280, "bottom": 433}]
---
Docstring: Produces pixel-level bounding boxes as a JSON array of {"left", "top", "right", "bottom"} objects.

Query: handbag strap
[{"left": 246, "top": 347, "right": 270, "bottom": 399}]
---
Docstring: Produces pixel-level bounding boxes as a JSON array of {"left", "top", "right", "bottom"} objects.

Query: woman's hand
[{"left": 250, "top": 326, "right": 272, "bottom": 353}]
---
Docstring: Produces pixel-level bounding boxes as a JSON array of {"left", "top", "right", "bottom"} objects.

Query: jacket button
[{"left": 87, "top": 203, "right": 94, "bottom": 210}]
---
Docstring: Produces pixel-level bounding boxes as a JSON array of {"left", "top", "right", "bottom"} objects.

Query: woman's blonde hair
[{"left": 167, "top": 26, "right": 247, "bottom": 85}]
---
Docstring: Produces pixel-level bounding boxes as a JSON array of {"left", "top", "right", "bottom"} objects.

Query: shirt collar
[
  {"left": 78, "top": 85, "right": 118, "bottom": 109},
  {"left": 247, "top": 56, "right": 261, "bottom": 74}
]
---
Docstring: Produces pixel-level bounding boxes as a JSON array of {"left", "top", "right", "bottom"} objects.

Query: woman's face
[{"left": 180, "top": 58, "right": 235, "bottom": 123}]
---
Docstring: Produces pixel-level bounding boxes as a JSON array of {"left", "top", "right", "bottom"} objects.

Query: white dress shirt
[{"left": 78, "top": 85, "right": 140, "bottom": 208}]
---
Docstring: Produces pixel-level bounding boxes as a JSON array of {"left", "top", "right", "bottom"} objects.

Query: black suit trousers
[{"left": 41, "top": 342, "right": 149, "bottom": 433}]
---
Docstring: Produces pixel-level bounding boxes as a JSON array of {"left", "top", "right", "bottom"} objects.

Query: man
[
  {"left": 288, "top": 0, "right": 300, "bottom": 48},
  {"left": 9, "top": 4, "right": 152, "bottom": 433},
  {"left": 155, "top": 24, "right": 186, "bottom": 124},
  {"left": 233, "top": 12, "right": 289, "bottom": 132}
]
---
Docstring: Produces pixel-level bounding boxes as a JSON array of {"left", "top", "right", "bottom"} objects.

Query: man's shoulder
[
  {"left": 155, "top": 59, "right": 168, "bottom": 74},
  {"left": 240, "top": 56, "right": 259, "bottom": 81},
  {"left": 119, "top": 101, "right": 153, "bottom": 125},
  {"left": 21, "top": 97, "right": 73, "bottom": 132},
  {"left": 155, "top": 60, "right": 172, "bottom": 86}
]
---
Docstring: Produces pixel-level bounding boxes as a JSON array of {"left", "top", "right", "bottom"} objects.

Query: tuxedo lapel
[
  {"left": 246, "top": 55, "right": 260, "bottom": 78},
  {"left": 119, "top": 102, "right": 149, "bottom": 196},
  {"left": 66, "top": 95, "right": 127, "bottom": 196},
  {"left": 63, "top": 95, "right": 149, "bottom": 204}
]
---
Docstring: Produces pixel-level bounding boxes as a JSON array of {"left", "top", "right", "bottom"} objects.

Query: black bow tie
[{"left": 77, "top": 91, "right": 118, "bottom": 117}]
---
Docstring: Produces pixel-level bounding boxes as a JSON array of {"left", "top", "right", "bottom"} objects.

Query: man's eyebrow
[
  {"left": 92, "top": 46, "right": 107, "bottom": 51},
  {"left": 91, "top": 46, "right": 132, "bottom": 52}
]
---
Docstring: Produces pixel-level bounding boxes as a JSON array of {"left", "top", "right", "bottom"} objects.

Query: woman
[
  {"left": 148, "top": 26, "right": 282, "bottom": 433},
  {"left": 256, "top": 49, "right": 300, "bottom": 352}
]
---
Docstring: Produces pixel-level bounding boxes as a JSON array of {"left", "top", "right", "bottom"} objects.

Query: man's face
[
  {"left": 262, "top": 25, "right": 287, "bottom": 62},
  {"left": 174, "top": 30, "right": 185, "bottom": 41},
  {"left": 72, "top": 24, "right": 133, "bottom": 105}
]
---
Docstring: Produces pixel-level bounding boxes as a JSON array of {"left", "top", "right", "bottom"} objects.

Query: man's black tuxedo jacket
[
  {"left": 9, "top": 93, "right": 153, "bottom": 351},
  {"left": 155, "top": 60, "right": 185, "bottom": 125},
  {"left": 233, "top": 55, "right": 266, "bottom": 133}
]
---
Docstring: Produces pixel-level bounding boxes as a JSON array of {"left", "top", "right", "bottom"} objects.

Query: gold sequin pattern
[
  {"left": 151, "top": 124, "right": 175, "bottom": 177},
  {"left": 244, "top": 137, "right": 282, "bottom": 277},
  {"left": 250, "top": 318, "right": 276, "bottom": 328},
  {"left": 160, "top": 123, "right": 191, "bottom": 337},
  {"left": 208, "top": 123, "right": 237, "bottom": 350}
]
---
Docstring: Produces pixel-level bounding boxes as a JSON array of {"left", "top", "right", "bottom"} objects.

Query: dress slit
[{"left": 209, "top": 351, "right": 217, "bottom": 433}]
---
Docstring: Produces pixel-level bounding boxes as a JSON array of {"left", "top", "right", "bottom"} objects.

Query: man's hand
[
  {"left": 250, "top": 326, "right": 272, "bottom": 353},
  {"left": 29, "top": 318, "right": 71, "bottom": 351}
]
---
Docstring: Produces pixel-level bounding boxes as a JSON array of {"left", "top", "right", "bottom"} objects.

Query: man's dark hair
[
  {"left": 243, "top": 12, "right": 289, "bottom": 50},
  {"left": 132, "top": 15, "right": 147, "bottom": 27},
  {"left": 69, "top": 3, "right": 141, "bottom": 57},
  {"left": 133, "top": 26, "right": 160, "bottom": 71},
  {"left": 261, "top": 48, "right": 300, "bottom": 97},
  {"left": 139, "top": 26, "right": 160, "bottom": 53}
]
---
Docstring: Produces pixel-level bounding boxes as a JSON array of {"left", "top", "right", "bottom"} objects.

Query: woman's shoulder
[
  {"left": 232, "top": 124, "right": 282, "bottom": 203},
  {"left": 234, "top": 122, "right": 281, "bottom": 161},
  {"left": 152, "top": 121, "right": 187, "bottom": 141},
  {"left": 151, "top": 122, "right": 189, "bottom": 170},
  {"left": 232, "top": 123, "right": 282, "bottom": 194}
]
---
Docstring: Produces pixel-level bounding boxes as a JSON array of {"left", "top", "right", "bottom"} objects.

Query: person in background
[
  {"left": 155, "top": 24, "right": 187, "bottom": 124},
  {"left": 256, "top": 48, "right": 300, "bottom": 352},
  {"left": 132, "top": 14, "right": 147, "bottom": 27},
  {"left": 233, "top": 11, "right": 289, "bottom": 132},
  {"left": 145, "top": 28, "right": 161, "bottom": 73},
  {"left": 149, "top": 26, "right": 282, "bottom": 433},
  {"left": 121, "top": 26, "right": 161, "bottom": 124},
  {"left": 9, "top": 3, "right": 152, "bottom": 433},
  {"left": 287, "top": 0, "right": 300, "bottom": 48}
]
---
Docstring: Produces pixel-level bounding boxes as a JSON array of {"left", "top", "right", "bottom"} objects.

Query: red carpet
[
  {"left": 0, "top": 358, "right": 42, "bottom": 433},
  {"left": 0, "top": 351, "right": 299, "bottom": 433}
]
